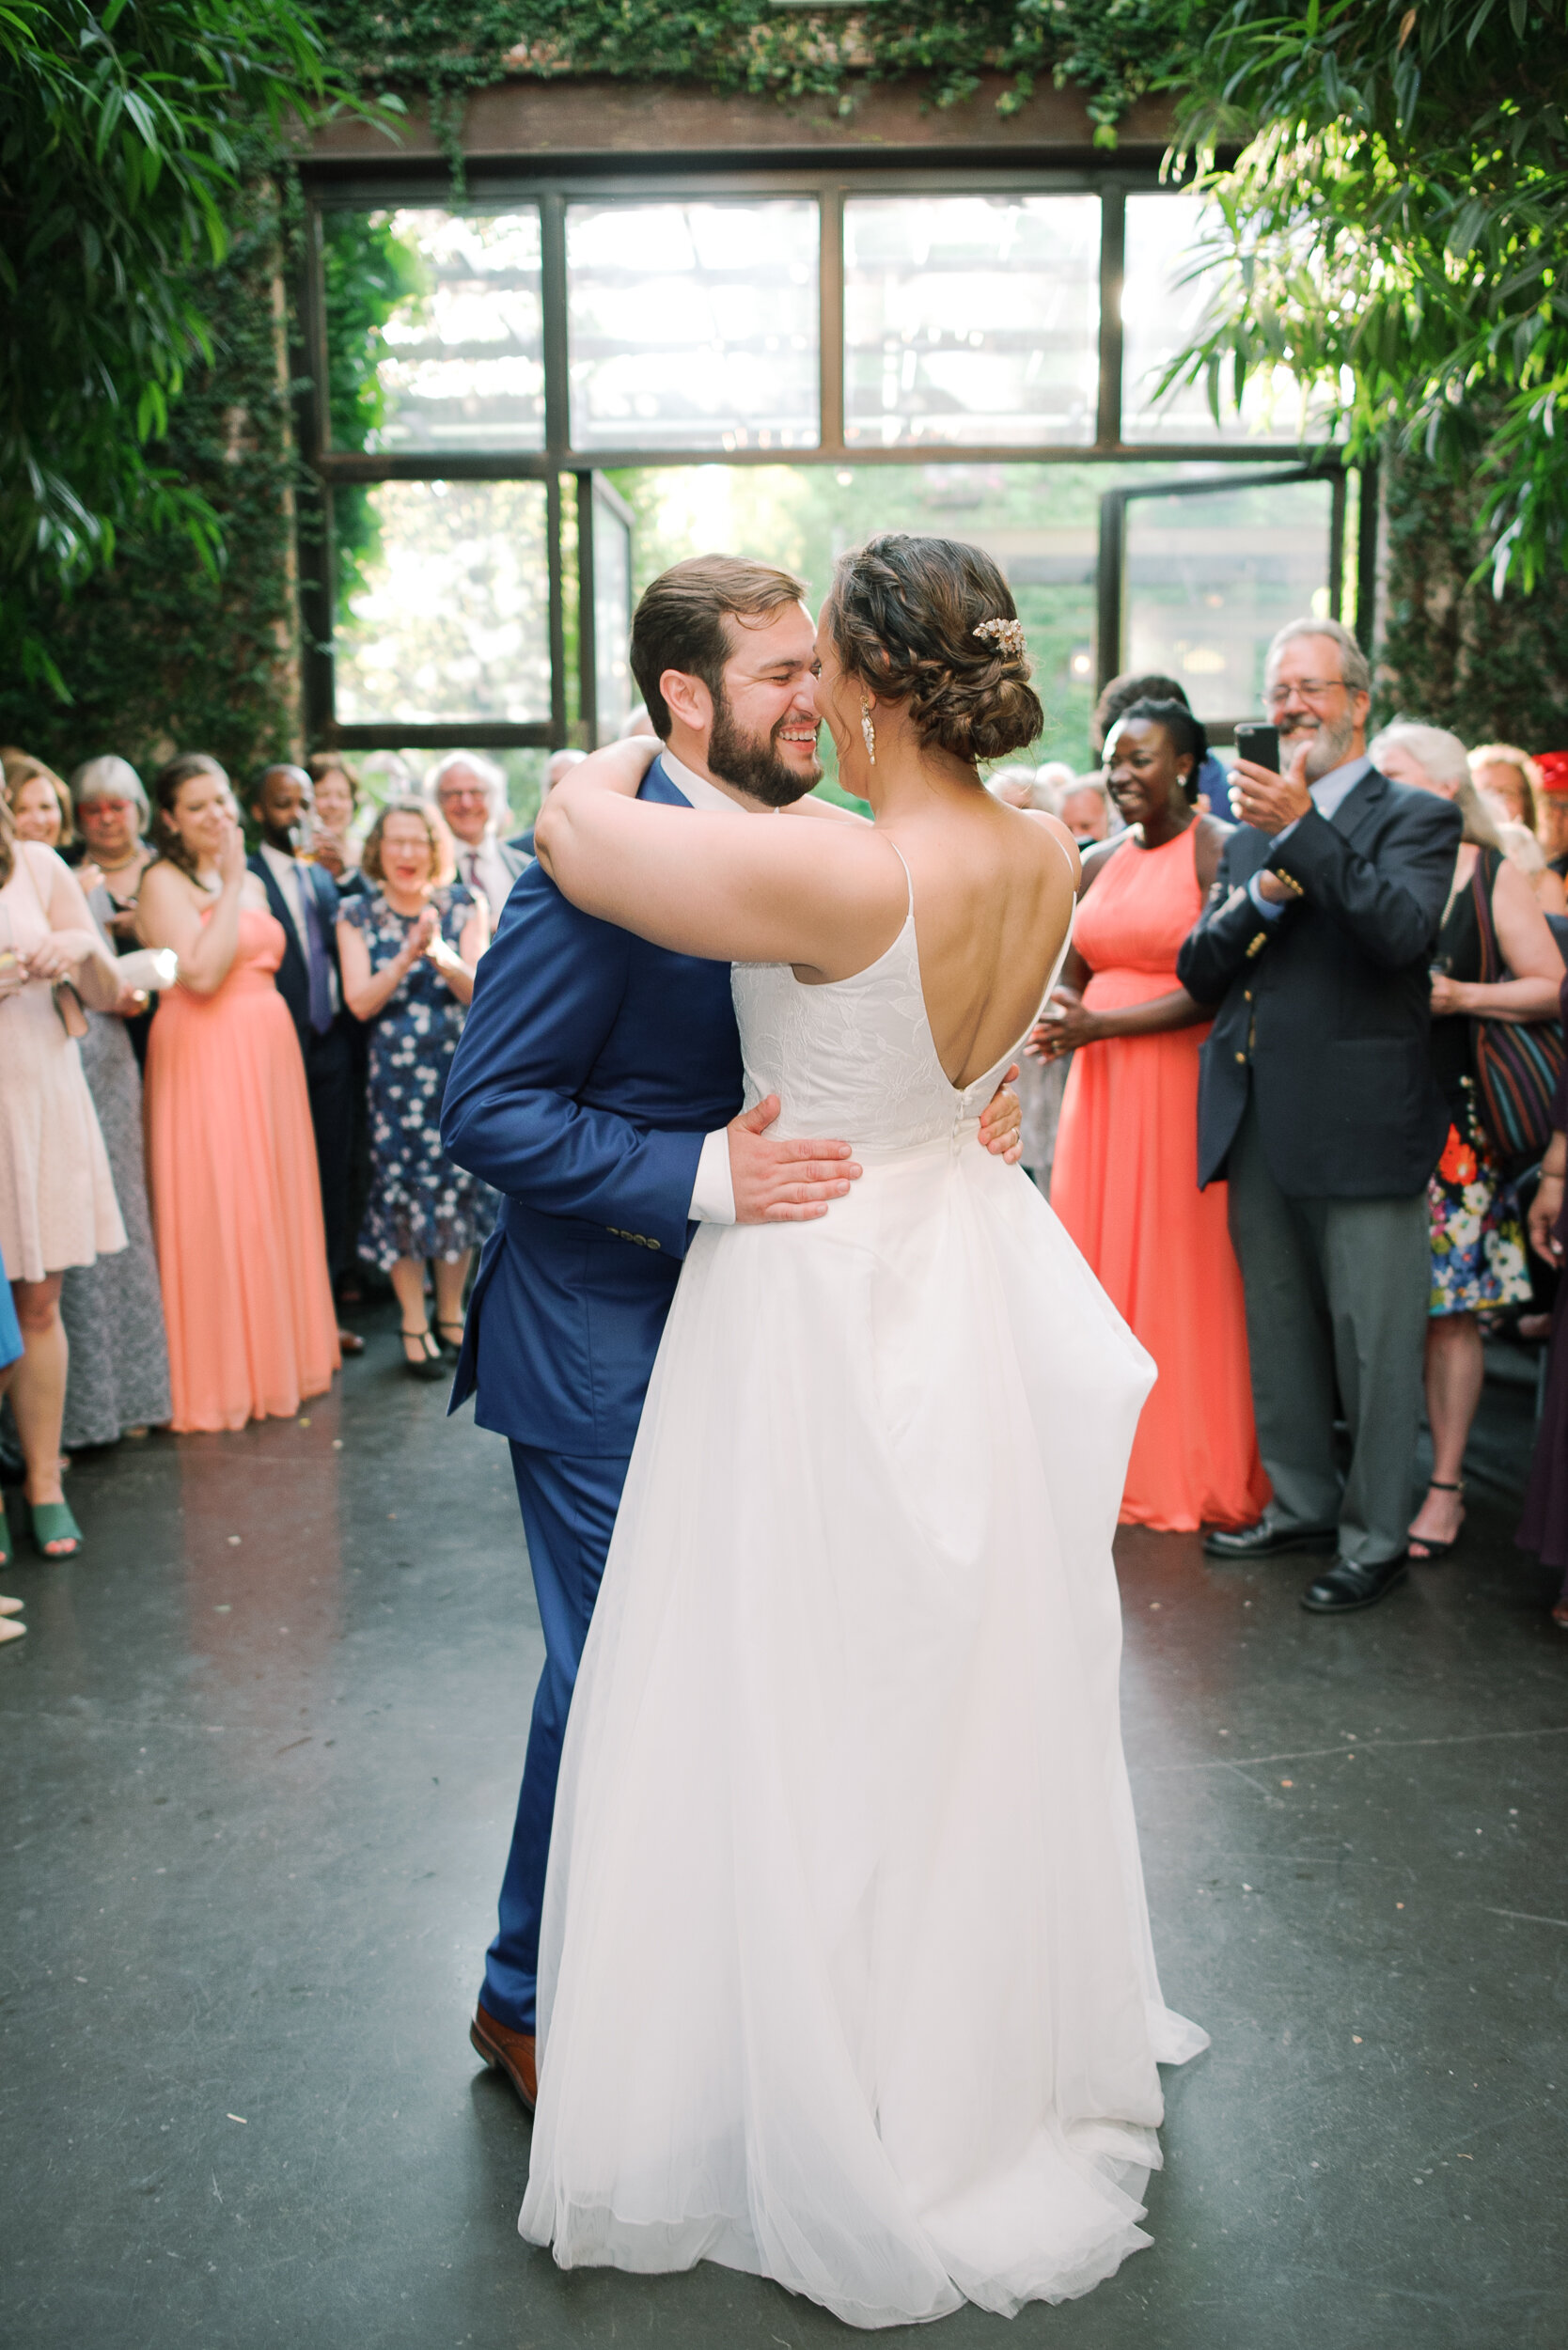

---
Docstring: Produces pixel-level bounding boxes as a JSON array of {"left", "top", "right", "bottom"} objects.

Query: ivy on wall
[
  {"left": 321, "top": 1, "right": 1186, "bottom": 150},
  {"left": 0, "top": 186, "right": 304, "bottom": 787}
]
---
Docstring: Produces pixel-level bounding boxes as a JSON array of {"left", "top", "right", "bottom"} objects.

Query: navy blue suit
[{"left": 441, "top": 759, "right": 743, "bottom": 2032}]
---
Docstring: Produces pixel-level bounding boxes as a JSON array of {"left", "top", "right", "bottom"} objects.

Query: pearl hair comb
[{"left": 973, "top": 617, "right": 1026, "bottom": 658}]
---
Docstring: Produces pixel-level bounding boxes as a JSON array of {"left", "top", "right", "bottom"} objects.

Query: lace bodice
[{"left": 731, "top": 855, "right": 1073, "bottom": 1153}]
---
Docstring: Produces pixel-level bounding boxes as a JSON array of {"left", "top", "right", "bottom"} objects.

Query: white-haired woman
[
  {"left": 423, "top": 750, "right": 525, "bottom": 916},
  {"left": 1372, "top": 723, "right": 1565, "bottom": 1561},
  {"left": 51, "top": 757, "right": 173, "bottom": 1450}
]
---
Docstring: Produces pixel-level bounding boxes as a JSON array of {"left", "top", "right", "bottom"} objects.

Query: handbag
[
  {"left": 1468, "top": 847, "right": 1565, "bottom": 1172},
  {"left": 16, "top": 841, "right": 121, "bottom": 1032}
]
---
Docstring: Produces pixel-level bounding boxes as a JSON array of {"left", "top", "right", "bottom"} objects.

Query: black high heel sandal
[
  {"left": 1407, "top": 1478, "right": 1466, "bottom": 1561},
  {"left": 434, "top": 1319, "right": 466, "bottom": 1355},
  {"left": 400, "top": 1324, "right": 448, "bottom": 1383}
]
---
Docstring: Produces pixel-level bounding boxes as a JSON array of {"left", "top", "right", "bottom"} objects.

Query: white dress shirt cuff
[
  {"left": 1247, "top": 870, "right": 1290, "bottom": 923},
  {"left": 689, "top": 1127, "right": 736, "bottom": 1224}
]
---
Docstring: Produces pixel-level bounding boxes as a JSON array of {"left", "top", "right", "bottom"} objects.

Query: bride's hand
[{"left": 979, "top": 1071, "right": 1024, "bottom": 1163}]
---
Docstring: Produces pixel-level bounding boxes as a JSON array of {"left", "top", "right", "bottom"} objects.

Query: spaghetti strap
[{"left": 886, "top": 838, "right": 916, "bottom": 917}]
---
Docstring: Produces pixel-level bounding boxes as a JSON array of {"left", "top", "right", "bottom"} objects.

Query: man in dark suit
[
  {"left": 1177, "top": 619, "right": 1462, "bottom": 1615},
  {"left": 248, "top": 764, "right": 362, "bottom": 1354},
  {"left": 441, "top": 556, "right": 1021, "bottom": 2112}
]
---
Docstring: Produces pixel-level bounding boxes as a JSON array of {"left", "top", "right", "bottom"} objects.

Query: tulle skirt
[{"left": 520, "top": 1132, "right": 1207, "bottom": 2326}]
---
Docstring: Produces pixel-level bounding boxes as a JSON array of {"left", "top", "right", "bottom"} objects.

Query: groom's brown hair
[{"left": 630, "top": 555, "right": 808, "bottom": 739}]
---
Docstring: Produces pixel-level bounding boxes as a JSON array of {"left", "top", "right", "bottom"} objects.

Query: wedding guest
[
  {"left": 985, "top": 765, "right": 1043, "bottom": 807},
  {"left": 305, "top": 752, "right": 364, "bottom": 892},
  {"left": 247, "top": 764, "right": 363, "bottom": 1355},
  {"left": 1044, "top": 699, "right": 1267, "bottom": 1531},
  {"left": 1058, "top": 774, "right": 1112, "bottom": 844},
  {"left": 0, "top": 1270, "right": 24, "bottom": 1635},
  {"left": 1371, "top": 724, "right": 1563, "bottom": 1559},
  {"left": 0, "top": 800, "right": 126, "bottom": 1555},
  {"left": 1178, "top": 618, "right": 1462, "bottom": 1614},
  {"left": 71, "top": 757, "right": 157, "bottom": 1066},
  {"left": 424, "top": 752, "right": 525, "bottom": 914},
  {"left": 1092, "top": 669, "right": 1228, "bottom": 809},
  {"left": 138, "top": 754, "right": 339, "bottom": 1432},
  {"left": 58, "top": 870, "right": 173, "bottom": 1451},
  {"left": 1534, "top": 752, "right": 1568, "bottom": 875},
  {"left": 6, "top": 757, "right": 77, "bottom": 861},
  {"left": 1035, "top": 759, "right": 1076, "bottom": 807},
  {"left": 1518, "top": 988, "right": 1568, "bottom": 1624},
  {"left": 510, "top": 748, "right": 584, "bottom": 858},
  {"left": 337, "top": 801, "right": 492, "bottom": 1377},
  {"left": 1468, "top": 741, "right": 1567, "bottom": 911}
]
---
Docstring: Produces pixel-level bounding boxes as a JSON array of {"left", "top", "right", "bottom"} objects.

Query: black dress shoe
[
  {"left": 1300, "top": 1555, "right": 1407, "bottom": 1614},
  {"left": 1202, "top": 1517, "right": 1338, "bottom": 1560}
]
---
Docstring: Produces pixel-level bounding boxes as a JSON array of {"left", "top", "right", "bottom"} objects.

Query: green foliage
[
  {"left": 0, "top": 0, "right": 368, "bottom": 697},
  {"left": 322, "top": 1, "right": 1186, "bottom": 154},
  {"left": 320, "top": 209, "right": 424, "bottom": 608},
  {"left": 0, "top": 188, "right": 305, "bottom": 784},
  {"left": 1168, "top": 0, "right": 1568, "bottom": 593}
]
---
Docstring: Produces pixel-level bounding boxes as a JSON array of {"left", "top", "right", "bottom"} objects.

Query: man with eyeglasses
[{"left": 1178, "top": 617, "right": 1462, "bottom": 1615}]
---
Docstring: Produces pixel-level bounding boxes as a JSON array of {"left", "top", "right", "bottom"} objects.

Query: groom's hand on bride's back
[{"left": 729, "top": 1098, "right": 863, "bottom": 1223}]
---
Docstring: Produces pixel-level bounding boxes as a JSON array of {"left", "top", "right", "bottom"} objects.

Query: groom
[{"left": 442, "top": 554, "right": 1020, "bottom": 2110}]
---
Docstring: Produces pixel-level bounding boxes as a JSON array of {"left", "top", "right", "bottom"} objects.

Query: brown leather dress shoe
[{"left": 470, "top": 2002, "right": 537, "bottom": 2112}]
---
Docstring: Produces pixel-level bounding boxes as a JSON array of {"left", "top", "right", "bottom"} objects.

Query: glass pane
[
  {"left": 592, "top": 494, "right": 633, "bottom": 742},
  {"left": 333, "top": 479, "right": 552, "bottom": 725},
  {"left": 324, "top": 207, "right": 544, "bottom": 455},
  {"left": 567, "top": 200, "right": 820, "bottom": 452},
  {"left": 1122, "top": 194, "right": 1331, "bottom": 445},
  {"left": 1123, "top": 478, "right": 1335, "bottom": 722},
  {"left": 843, "top": 196, "right": 1100, "bottom": 449}
]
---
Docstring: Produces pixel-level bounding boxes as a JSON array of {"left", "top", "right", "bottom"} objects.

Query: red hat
[{"left": 1536, "top": 751, "right": 1568, "bottom": 795}]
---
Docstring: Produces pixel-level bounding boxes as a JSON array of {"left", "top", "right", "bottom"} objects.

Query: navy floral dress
[{"left": 342, "top": 885, "right": 495, "bottom": 1269}]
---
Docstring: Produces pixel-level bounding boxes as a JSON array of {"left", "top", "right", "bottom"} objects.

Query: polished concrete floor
[{"left": 3, "top": 1311, "right": 1566, "bottom": 2350}]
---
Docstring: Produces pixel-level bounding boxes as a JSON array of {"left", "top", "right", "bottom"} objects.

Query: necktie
[
  {"left": 298, "top": 870, "right": 334, "bottom": 1035},
  {"left": 463, "top": 847, "right": 478, "bottom": 891}
]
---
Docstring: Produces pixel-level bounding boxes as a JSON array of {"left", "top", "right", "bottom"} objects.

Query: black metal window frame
[{"left": 295, "top": 162, "right": 1350, "bottom": 752}]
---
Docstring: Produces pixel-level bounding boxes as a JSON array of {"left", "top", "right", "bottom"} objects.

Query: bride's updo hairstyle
[{"left": 828, "top": 534, "right": 1043, "bottom": 767}]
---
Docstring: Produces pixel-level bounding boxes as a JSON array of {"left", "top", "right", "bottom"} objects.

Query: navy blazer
[
  {"left": 1176, "top": 767, "right": 1462, "bottom": 1198},
  {"left": 247, "top": 852, "right": 345, "bottom": 1044},
  {"left": 441, "top": 760, "right": 743, "bottom": 1454}
]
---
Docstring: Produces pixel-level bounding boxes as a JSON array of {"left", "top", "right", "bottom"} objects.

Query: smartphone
[{"left": 1233, "top": 721, "right": 1280, "bottom": 776}]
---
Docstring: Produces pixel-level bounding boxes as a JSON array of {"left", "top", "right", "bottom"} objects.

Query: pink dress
[
  {"left": 1051, "top": 828, "right": 1268, "bottom": 1532},
  {"left": 0, "top": 843, "right": 125, "bottom": 1282},
  {"left": 144, "top": 904, "right": 338, "bottom": 1433}
]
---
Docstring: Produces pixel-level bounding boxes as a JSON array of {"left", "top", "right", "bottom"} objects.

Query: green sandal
[{"left": 27, "top": 1499, "right": 84, "bottom": 1559}]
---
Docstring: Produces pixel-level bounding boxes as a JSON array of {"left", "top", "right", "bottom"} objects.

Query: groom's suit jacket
[{"left": 442, "top": 759, "right": 744, "bottom": 1455}]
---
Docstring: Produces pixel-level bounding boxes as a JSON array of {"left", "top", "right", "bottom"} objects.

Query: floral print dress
[
  {"left": 341, "top": 885, "right": 496, "bottom": 1270},
  {"left": 1427, "top": 859, "right": 1531, "bottom": 1317}
]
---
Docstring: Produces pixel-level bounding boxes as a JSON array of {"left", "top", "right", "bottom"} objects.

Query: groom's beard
[{"left": 707, "top": 692, "right": 822, "bottom": 807}]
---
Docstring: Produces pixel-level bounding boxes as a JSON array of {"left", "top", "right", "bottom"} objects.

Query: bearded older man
[{"left": 1177, "top": 618, "right": 1462, "bottom": 1615}]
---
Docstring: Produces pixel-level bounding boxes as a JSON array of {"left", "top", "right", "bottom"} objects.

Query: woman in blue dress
[{"left": 337, "top": 800, "right": 494, "bottom": 1378}]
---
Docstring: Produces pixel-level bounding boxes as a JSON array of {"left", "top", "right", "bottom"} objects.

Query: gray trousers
[{"left": 1226, "top": 1099, "right": 1430, "bottom": 1565}]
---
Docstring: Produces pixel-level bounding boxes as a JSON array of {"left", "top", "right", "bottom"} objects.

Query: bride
[{"left": 521, "top": 532, "right": 1206, "bottom": 2326}]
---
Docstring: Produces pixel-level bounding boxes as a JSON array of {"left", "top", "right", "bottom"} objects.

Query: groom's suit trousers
[{"left": 482, "top": 1444, "right": 632, "bottom": 2036}]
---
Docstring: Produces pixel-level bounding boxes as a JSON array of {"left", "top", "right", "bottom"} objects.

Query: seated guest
[
  {"left": 1372, "top": 724, "right": 1564, "bottom": 1560},
  {"left": 71, "top": 756, "right": 157, "bottom": 1066},
  {"left": 510, "top": 749, "right": 584, "bottom": 858},
  {"left": 138, "top": 754, "right": 338, "bottom": 1433},
  {"left": 247, "top": 763, "right": 363, "bottom": 1355},
  {"left": 337, "top": 802, "right": 493, "bottom": 1377},
  {"left": 1044, "top": 699, "right": 1268, "bottom": 1531},
  {"left": 0, "top": 800, "right": 126, "bottom": 1555},
  {"left": 305, "top": 752, "right": 365, "bottom": 892},
  {"left": 425, "top": 752, "right": 525, "bottom": 914},
  {"left": 1177, "top": 618, "right": 1462, "bottom": 1615}
]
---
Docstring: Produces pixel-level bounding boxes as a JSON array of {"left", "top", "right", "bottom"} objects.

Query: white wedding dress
[{"left": 519, "top": 853, "right": 1207, "bottom": 2326}]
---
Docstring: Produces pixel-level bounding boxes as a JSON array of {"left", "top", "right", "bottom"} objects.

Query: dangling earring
[{"left": 860, "top": 696, "right": 876, "bottom": 766}]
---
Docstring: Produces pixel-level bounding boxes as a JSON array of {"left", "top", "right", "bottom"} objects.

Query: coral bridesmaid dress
[
  {"left": 144, "top": 905, "right": 339, "bottom": 1433},
  {"left": 1051, "top": 828, "right": 1268, "bottom": 1533}
]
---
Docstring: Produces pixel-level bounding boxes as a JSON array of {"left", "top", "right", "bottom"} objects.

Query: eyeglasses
[{"left": 1263, "top": 678, "right": 1348, "bottom": 709}]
